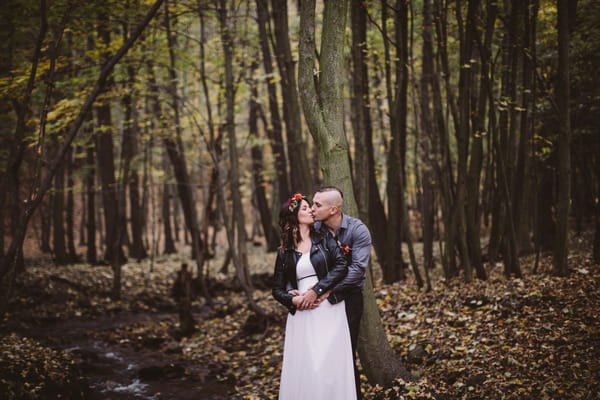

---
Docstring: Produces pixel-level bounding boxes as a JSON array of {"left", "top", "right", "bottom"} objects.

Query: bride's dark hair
[{"left": 279, "top": 193, "right": 309, "bottom": 250}]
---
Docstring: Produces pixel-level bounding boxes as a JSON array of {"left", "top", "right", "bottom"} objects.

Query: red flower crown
[{"left": 288, "top": 193, "right": 304, "bottom": 212}]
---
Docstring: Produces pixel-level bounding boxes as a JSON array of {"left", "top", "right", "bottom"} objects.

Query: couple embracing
[{"left": 272, "top": 186, "right": 371, "bottom": 400}]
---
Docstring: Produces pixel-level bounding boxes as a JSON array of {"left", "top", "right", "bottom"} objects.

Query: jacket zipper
[{"left": 318, "top": 246, "right": 329, "bottom": 273}]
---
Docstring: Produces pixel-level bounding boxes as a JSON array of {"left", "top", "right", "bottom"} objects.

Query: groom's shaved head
[{"left": 314, "top": 186, "right": 343, "bottom": 209}]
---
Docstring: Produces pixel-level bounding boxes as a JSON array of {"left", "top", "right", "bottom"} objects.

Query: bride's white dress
[{"left": 278, "top": 253, "right": 357, "bottom": 400}]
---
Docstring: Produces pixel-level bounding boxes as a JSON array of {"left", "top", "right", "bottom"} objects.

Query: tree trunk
[
  {"left": 553, "top": 0, "right": 571, "bottom": 276},
  {"left": 121, "top": 64, "right": 147, "bottom": 260},
  {"left": 298, "top": 0, "right": 411, "bottom": 387},
  {"left": 163, "top": 180, "right": 177, "bottom": 254},
  {"left": 95, "top": 9, "right": 127, "bottom": 299},
  {"left": 350, "top": 0, "right": 389, "bottom": 275},
  {"left": 256, "top": 0, "right": 290, "bottom": 202},
  {"left": 249, "top": 60, "right": 279, "bottom": 252},
  {"left": 52, "top": 149, "right": 68, "bottom": 265},
  {"left": 85, "top": 123, "right": 98, "bottom": 264},
  {"left": 466, "top": 0, "right": 496, "bottom": 281},
  {"left": 218, "top": 0, "right": 268, "bottom": 319},
  {"left": 382, "top": 0, "right": 406, "bottom": 284},
  {"left": 163, "top": 0, "right": 208, "bottom": 296},
  {"left": 271, "top": 0, "right": 313, "bottom": 193},
  {"left": 65, "top": 148, "right": 79, "bottom": 262},
  {"left": 432, "top": 0, "right": 458, "bottom": 279},
  {"left": 419, "top": 0, "right": 436, "bottom": 274}
]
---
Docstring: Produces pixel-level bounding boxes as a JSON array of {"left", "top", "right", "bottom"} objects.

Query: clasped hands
[{"left": 290, "top": 288, "right": 331, "bottom": 310}]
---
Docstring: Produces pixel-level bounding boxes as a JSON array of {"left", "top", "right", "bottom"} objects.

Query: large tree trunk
[
  {"left": 271, "top": 0, "right": 313, "bottom": 193},
  {"left": 553, "top": 0, "right": 571, "bottom": 276},
  {"left": 298, "top": 0, "right": 411, "bottom": 387}
]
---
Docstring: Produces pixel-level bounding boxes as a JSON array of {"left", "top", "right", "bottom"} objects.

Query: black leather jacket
[{"left": 272, "top": 230, "right": 348, "bottom": 314}]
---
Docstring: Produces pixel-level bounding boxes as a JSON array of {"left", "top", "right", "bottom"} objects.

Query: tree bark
[
  {"left": 163, "top": 0, "right": 208, "bottom": 295},
  {"left": 163, "top": 180, "right": 177, "bottom": 254},
  {"left": 553, "top": 0, "right": 571, "bottom": 276},
  {"left": 298, "top": 0, "right": 412, "bottom": 387},
  {"left": 218, "top": 0, "right": 268, "bottom": 319},
  {"left": 95, "top": 8, "right": 127, "bottom": 298},
  {"left": 419, "top": 0, "right": 436, "bottom": 274},
  {"left": 271, "top": 0, "right": 313, "bottom": 193},
  {"left": 256, "top": 0, "right": 290, "bottom": 202},
  {"left": 249, "top": 60, "right": 279, "bottom": 252},
  {"left": 350, "top": 0, "right": 389, "bottom": 275},
  {"left": 52, "top": 147, "right": 68, "bottom": 265},
  {"left": 121, "top": 63, "right": 147, "bottom": 260},
  {"left": 65, "top": 148, "right": 79, "bottom": 262},
  {"left": 85, "top": 138, "right": 97, "bottom": 264}
]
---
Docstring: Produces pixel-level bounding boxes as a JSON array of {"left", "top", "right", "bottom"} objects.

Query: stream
[{"left": 5, "top": 312, "right": 234, "bottom": 399}]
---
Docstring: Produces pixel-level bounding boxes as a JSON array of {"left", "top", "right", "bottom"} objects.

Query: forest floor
[{"left": 1, "top": 231, "right": 599, "bottom": 400}]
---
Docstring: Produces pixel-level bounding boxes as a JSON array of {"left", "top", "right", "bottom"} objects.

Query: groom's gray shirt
[{"left": 314, "top": 214, "right": 371, "bottom": 293}]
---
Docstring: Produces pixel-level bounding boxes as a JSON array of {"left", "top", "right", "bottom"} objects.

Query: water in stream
[{"left": 7, "top": 312, "right": 234, "bottom": 399}]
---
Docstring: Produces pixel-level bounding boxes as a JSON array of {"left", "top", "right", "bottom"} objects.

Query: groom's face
[{"left": 311, "top": 192, "right": 335, "bottom": 222}]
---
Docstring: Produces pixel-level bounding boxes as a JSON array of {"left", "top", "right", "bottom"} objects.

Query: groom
[{"left": 302, "top": 185, "right": 371, "bottom": 399}]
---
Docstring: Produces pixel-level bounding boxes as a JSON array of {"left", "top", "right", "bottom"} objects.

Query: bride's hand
[{"left": 292, "top": 295, "right": 305, "bottom": 308}]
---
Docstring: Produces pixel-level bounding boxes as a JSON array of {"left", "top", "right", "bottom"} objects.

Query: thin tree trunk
[
  {"left": 383, "top": 0, "right": 406, "bottom": 284},
  {"left": 163, "top": 181, "right": 177, "bottom": 254},
  {"left": 66, "top": 148, "right": 79, "bottom": 262},
  {"left": 52, "top": 151, "right": 68, "bottom": 265},
  {"left": 249, "top": 60, "right": 279, "bottom": 252},
  {"left": 218, "top": 0, "right": 268, "bottom": 319},
  {"left": 86, "top": 140, "right": 97, "bottom": 264},
  {"left": 95, "top": 8, "right": 127, "bottom": 300},
  {"left": 420, "top": 0, "right": 436, "bottom": 275},
  {"left": 433, "top": 0, "right": 458, "bottom": 279},
  {"left": 553, "top": 0, "right": 571, "bottom": 276},
  {"left": 255, "top": 0, "right": 290, "bottom": 202},
  {"left": 271, "top": 0, "right": 313, "bottom": 193},
  {"left": 163, "top": 0, "right": 208, "bottom": 296},
  {"left": 350, "top": 0, "right": 389, "bottom": 275}
]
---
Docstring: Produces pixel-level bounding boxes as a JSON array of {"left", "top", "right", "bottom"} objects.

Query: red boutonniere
[
  {"left": 337, "top": 240, "right": 352, "bottom": 256},
  {"left": 288, "top": 193, "right": 304, "bottom": 212}
]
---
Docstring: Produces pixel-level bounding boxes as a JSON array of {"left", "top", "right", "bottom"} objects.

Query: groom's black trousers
[{"left": 344, "top": 288, "right": 363, "bottom": 399}]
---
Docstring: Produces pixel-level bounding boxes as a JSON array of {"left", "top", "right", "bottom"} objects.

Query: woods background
[{"left": 0, "top": 0, "right": 599, "bottom": 398}]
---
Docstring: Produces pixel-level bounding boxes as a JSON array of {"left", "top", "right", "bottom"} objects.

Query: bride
[{"left": 272, "top": 193, "right": 357, "bottom": 400}]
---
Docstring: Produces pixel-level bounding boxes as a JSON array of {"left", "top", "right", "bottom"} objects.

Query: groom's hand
[
  {"left": 299, "top": 289, "right": 317, "bottom": 309},
  {"left": 309, "top": 290, "right": 331, "bottom": 309}
]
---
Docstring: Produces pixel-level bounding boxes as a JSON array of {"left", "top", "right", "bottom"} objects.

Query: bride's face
[{"left": 297, "top": 199, "right": 313, "bottom": 226}]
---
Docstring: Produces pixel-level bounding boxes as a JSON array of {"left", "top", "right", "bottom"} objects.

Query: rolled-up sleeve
[{"left": 333, "top": 222, "right": 371, "bottom": 292}]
